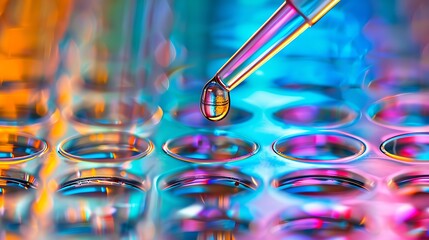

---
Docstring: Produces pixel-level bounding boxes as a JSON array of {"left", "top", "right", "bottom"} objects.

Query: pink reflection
[
  {"left": 369, "top": 94, "right": 429, "bottom": 130},
  {"left": 273, "top": 133, "right": 366, "bottom": 163},
  {"left": 273, "top": 102, "right": 357, "bottom": 128},
  {"left": 395, "top": 205, "right": 429, "bottom": 239},
  {"left": 272, "top": 203, "right": 370, "bottom": 238}
]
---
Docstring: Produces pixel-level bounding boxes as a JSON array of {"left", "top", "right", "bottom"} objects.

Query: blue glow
[{"left": 60, "top": 186, "right": 108, "bottom": 196}]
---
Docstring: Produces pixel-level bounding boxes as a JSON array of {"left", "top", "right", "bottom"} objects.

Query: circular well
[
  {"left": 0, "top": 103, "right": 56, "bottom": 126},
  {"left": 271, "top": 204, "right": 369, "bottom": 238},
  {"left": 159, "top": 167, "right": 257, "bottom": 238},
  {"left": 163, "top": 132, "right": 258, "bottom": 163},
  {"left": 272, "top": 169, "right": 373, "bottom": 197},
  {"left": 57, "top": 168, "right": 147, "bottom": 198},
  {"left": 365, "top": 60, "right": 429, "bottom": 94},
  {"left": 0, "top": 169, "right": 38, "bottom": 234},
  {"left": 0, "top": 87, "right": 56, "bottom": 127},
  {"left": 389, "top": 172, "right": 429, "bottom": 198},
  {"left": 164, "top": 205, "right": 251, "bottom": 238},
  {"left": 0, "top": 133, "right": 48, "bottom": 164},
  {"left": 55, "top": 168, "right": 147, "bottom": 236},
  {"left": 70, "top": 100, "right": 162, "bottom": 128},
  {"left": 0, "top": 169, "right": 38, "bottom": 195},
  {"left": 272, "top": 102, "right": 358, "bottom": 128},
  {"left": 367, "top": 93, "right": 429, "bottom": 129},
  {"left": 58, "top": 132, "right": 153, "bottom": 163},
  {"left": 368, "top": 76, "right": 429, "bottom": 94},
  {"left": 159, "top": 167, "right": 259, "bottom": 199},
  {"left": 273, "top": 133, "right": 366, "bottom": 163},
  {"left": 381, "top": 133, "right": 429, "bottom": 162}
]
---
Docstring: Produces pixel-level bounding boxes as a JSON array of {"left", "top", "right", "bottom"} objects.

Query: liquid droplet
[{"left": 200, "top": 77, "right": 230, "bottom": 121}]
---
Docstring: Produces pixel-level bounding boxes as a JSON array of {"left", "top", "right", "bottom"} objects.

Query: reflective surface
[
  {"left": 0, "top": 133, "right": 47, "bottom": 164},
  {"left": 162, "top": 205, "right": 252, "bottom": 240},
  {"left": 272, "top": 101, "right": 358, "bottom": 128},
  {"left": 71, "top": 100, "right": 162, "bottom": 128},
  {"left": 158, "top": 167, "right": 258, "bottom": 239},
  {"left": 55, "top": 168, "right": 148, "bottom": 237},
  {"left": 160, "top": 167, "right": 259, "bottom": 199},
  {"left": 271, "top": 203, "right": 370, "bottom": 239},
  {"left": 394, "top": 205, "right": 429, "bottom": 239},
  {"left": 368, "top": 93, "right": 429, "bottom": 129},
  {"left": 58, "top": 176, "right": 145, "bottom": 198},
  {"left": 0, "top": 169, "right": 38, "bottom": 236},
  {"left": 58, "top": 168, "right": 147, "bottom": 197},
  {"left": 272, "top": 169, "right": 373, "bottom": 197},
  {"left": 0, "top": 169, "right": 38, "bottom": 194},
  {"left": 0, "top": 0, "right": 428, "bottom": 239},
  {"left": 273, "top": 133, "right": 366, "bottom": 163},
  {"left": 381, "top": 133, "right": 429, "bottom": 162},
  {"left": 389, "top": 172, "right": 429, "bottom": 198},
  {"left": 58, "top": 132, "right": 153, "bottom": 163},
  {"left": 365, "top": 60, "right": 429, "bottom": 95},
  {"left": 163, "top": 133, "right": 258, "bottom": 163},
  {"left": 0, "top": 101, "right": 55, "bottom": 126}
]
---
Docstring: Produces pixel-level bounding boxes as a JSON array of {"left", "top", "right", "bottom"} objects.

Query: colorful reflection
[
  {"left": 58, "top": 132, "right": 153, "bottom": 163},
  {"left": 273, "top": 132, "right": 366, "bottom": 163},
  {"left": 163, "top": 133, "right": 259, "bottom": 163},
  {"left": 389, "top": 172, "right": 429, "bottom": 198},
  {"left": 54, "top": 168, "right": 147, "bottom": 237},
  {"left": 160, "top": 167, "right": 258, "bottom": 203},
  {"left": 0, "top": 0, "right": 71, "bottom": 127},
  {"left": 0, "top": 169, "right": 38, "bottom": 236},
  {"left": 272, "top": 168, "right": 373, "bottom": 198},
  {"left": 368, "top": 93, "right": 429, "bottom": 129},
  {"left": 272, "top": 101, "right": 358, "bottom": 128},
  {"left": 271, "top": 203, "right": 369, "bottom": 239},
  {"left": 0, "top": 133, "right": 47, "bottom": 164},
  {"left": 382, "top": 133, "right": 429, "bottom": 162},
  {"left": 394, "top": 205, "right": 429, "bottom": 239}
]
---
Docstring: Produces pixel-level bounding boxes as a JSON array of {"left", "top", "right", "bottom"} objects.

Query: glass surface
[
  {"left": 381, "top": 133, "right": 429, "bottom": 162},
  {"left": 163, "top": 132, "right": 258, "bottom": 163},
  {"left": 58, "top": 132, "right": 153, "bottom": 163},
  {"left": 272, "top": 168, "right": 373, "bottom": 198},
  {"left": 0, "top": 133, "right": 47, "bottom": 164},
  {"left": 273, "top": 133, "right": 366, "bottom": 163}
]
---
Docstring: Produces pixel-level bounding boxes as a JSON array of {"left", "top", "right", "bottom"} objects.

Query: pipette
[{"left": 200, "top": 0, "right": 340, "bottom": 121}]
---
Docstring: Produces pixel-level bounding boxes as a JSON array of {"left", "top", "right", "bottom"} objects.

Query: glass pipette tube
[{"left": 201, "top": 0, "right": 340, "bottom": 121}]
